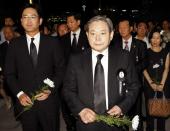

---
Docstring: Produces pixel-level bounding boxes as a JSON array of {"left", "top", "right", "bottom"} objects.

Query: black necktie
[
  {"left": 72, "top": 33, "right": 77, "bottom": 49},
  {"left": 94, "top": 54, "right": 106, "bottom": 114},
  {"left": 30, "top": 38, "right": 38, "bottom": 68}
]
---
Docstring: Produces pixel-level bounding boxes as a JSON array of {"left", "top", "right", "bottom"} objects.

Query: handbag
[{"left": 148, "top": 91, "right": 170, "bottom": 117}]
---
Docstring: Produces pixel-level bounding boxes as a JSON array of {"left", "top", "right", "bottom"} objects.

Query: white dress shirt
[
  {"left": 122, "top": 36, "right": 132, "bottom": 51},
  {"left": 26, "top": 33, "right": 40, "bottom": 53},
  {"left": 70, "top": 28, "right": 81, "bottom": 45}
]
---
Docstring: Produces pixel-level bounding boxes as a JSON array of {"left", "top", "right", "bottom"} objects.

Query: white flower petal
[
  {"left": 160, "top": 30, "right": 164, "bottom": 35},
  {"left": 153, "top": 64, "right": 160, "bottom": 69},
  {"left": 132, "top": 115, "right": 139, "bottom": 130},
  {"left": 43, "top": 78, "right": 55, "bottom": 88},
  {"left": 0, "top": 67, "right": 2, "bottom": 71}
]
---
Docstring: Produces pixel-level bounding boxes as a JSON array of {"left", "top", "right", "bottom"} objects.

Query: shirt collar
[
  {"left": 26, "top": 32, "right": 40, "bottom": 39},
  {"left": 26, "top": 32, "right": 40, "bottom": 45}
]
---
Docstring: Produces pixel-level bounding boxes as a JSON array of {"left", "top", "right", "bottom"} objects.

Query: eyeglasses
[{"left": 22, "top": 15, "right": 39, "bottom": 20}]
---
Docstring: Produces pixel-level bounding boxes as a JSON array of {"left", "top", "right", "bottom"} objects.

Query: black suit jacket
[
  {"left": 114, "top": 37, "right": 147, "bottom": 75},
  {"left": 0, "top": 41, "right": 14, "bottom": 97},
  {"left": 60, "top": 30, "right": 89, "bottom": 63},
  {"left": 5, "top": 34, "right": 65, "bottom": 113},
  {"left": 63, "top": 46, "right": 140, "bottom": 130},
  {"left": 0, "top": 41, "right": 9, "bottom": 70}
]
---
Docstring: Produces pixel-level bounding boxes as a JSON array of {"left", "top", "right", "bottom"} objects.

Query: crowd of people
[{"left": 0, "top": 3, "right": 170, "bottom": 131}]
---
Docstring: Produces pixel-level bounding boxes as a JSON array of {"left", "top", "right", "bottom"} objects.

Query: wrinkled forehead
[{"left": 88, "top": 21, "right": 109, "bottom": 30}]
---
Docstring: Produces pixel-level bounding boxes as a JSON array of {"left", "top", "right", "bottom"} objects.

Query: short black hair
[
  {"left": 20, "top": 3, "right": 43, "bottom": 18},
  {"left": 136, "top": 20, "right": 148, "bottom": 28},
  {"left": 118, "top": 16, "right": 133, "bottom": 27},
  {"left": 67, "top": 12, "right": 81, "bottom": 21},
  {"left": 148, "top": 28, "right": 163, "bottom": 43}
]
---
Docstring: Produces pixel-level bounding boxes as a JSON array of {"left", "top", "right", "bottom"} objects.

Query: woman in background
[{"left": 143, "top": 29, "right": 169, "bottom": 131}]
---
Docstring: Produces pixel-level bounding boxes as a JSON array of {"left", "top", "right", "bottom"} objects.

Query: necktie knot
[
  {"left": 72, "top": 33, "right": 78, "bottom": 51},
  {"left": 125, "top": 41, "right": 128, "bottom": 45},
  {"left": 73, "top": 33, "right": 76, "bottom": 37},
  {"left": 72, "top": 33, "right": 77, "bottom": 43},
  {"left": 31, "top": 38, "right": 34, "bottom": 43},
  {"left": 31, "top": 38, "right": 34, "bottom": 42},
  {"left": 30, "top": 38, "right": 35, "bottom": 49},
  {"left": 97, "top": 54, "right": 103, "bottom": 61}
]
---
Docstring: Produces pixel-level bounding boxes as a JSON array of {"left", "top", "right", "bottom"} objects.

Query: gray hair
[{"left": 84, "top": 15, "right": 114, "bottom": 33}]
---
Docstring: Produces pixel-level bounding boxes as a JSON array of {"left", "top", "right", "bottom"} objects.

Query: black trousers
[
  {"left": 128, "top": 92, "right": 143, "bottom": 131},
  {"left": 20, "top": 97, "right": 59, "bottom": 131},
  {"left": 76, "top": 120, "right": 125, "bottom": 131},
  {"left": 61, "top": 97, "right": 76, "bottom": 131},
  {"left": 145, "top": 115, "right": 165, "bottom": 131}
]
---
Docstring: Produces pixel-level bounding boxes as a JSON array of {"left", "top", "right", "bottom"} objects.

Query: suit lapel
[
  {"left": 82, "top": 49, "right": 94, "bottom": 107},
  {"left": 78, "top": 30, "right": 85, "bottom": 48},
  {"left": 130, "top": 38, "right": 137, "bottom": 54},
  {"left": 108, "top": 47, "right": 119, "bottom": 107},
  {"left": 22, "top": 35, "right": 30, "bottom": 56},
  {"left": 77, "top": 31, "right": 82, "bottom": 49},
  {"left": 22, "top": 35, "right": 33, "bottom": 64},
  {"left": 120, "top": 40, "right": 123, "bottom": 49},
  {"left": 67, "top": 33, "right": 72, "bottom": 50},
  {"left": 115, "top": 38, "right": 123, "bottom": 49},
  {"left": 36, "top": 34, "right": 45, "bottom": 69},
  {"left": 68, "top": 33, "right": 72, "bottom": 46}
]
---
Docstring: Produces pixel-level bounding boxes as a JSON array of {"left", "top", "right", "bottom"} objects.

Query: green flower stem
[
  {"left": 16, "top": 104, "right": 33, "bottom": 119},
  {"left": 96, "top": 115, "right": 131, "bottom": 127}
]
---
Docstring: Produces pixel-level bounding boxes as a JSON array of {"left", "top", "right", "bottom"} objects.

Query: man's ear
[
  {"left": 40, "top": 18, "right": 43, "bottom": 26},
  {"left": 130, "top": 26, "right": 133, "bottom": 32},
  {"left": 77, "top": 20, "right": 80, "bottom": 26},
  {"left": 110, "top": 31, "right": 114, "bottom": 41},
  {"left": 86, "top": 32, "right": 89, "bottom": 37}
]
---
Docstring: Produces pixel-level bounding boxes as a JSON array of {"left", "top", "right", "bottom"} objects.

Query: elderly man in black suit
[
  {"left": 113, "top": 18, "right": 147, "bottom": 131},
  {"left": 4, "top": 4, "right": 65, "bottom": 131},
  {"left": 63, "top": 15, "right": 140, "bottom": 131},
  {"left": 0, "top": 25, "right": 16, "bottom": 109},
  {"left": 0, "top": 26, "right": 16, "bottom": 69}
]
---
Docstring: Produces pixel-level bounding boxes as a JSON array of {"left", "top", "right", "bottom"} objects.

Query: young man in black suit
[
  {"left": 63, "top": 15, "right": 140, "bottom": 131},
  {"left": 60, "top": 12, "right": 89, "bottom": 131},
  {"left": 60, "top": 12, "right": 89, "bottom": 61},
  {"left": 4, "top": 4, "right": 65, "bottom": 131}
]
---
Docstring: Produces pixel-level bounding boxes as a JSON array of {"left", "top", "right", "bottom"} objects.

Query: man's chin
[{"left": 93, "top": 47, "right": 105, "bottom": 52}]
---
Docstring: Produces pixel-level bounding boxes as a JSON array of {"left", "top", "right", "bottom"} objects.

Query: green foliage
[{"left": 96, "top": 115, "right": 131, "bottom": 128}]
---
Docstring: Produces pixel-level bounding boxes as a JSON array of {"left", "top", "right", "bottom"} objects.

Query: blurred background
[{"left": 0, "top": 0, "right": 169, "bottom": 24}]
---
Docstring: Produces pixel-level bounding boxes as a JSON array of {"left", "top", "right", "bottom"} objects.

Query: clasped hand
[
  {"left": 79, "top": 105, "right": 122, "bottom": 124},
  {"left": 19, "top": 90, "right": 51, "bottom": 106},
  {"left": 150, "top": 82, "right": 164, "bottom": 92}
]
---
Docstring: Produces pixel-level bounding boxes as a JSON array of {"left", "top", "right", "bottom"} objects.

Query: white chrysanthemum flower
[
  {"left": 160, "top": 30, "right": 164, "bottom": 35},
  {"left": 153, "top": 64, "right": 160, "bottom": 69},
  {"left": 132, "top": 115, "right": 139, "bottom": 131},
  {"left": 43, "top": 78, "right": 55, "bottom": 88}
]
